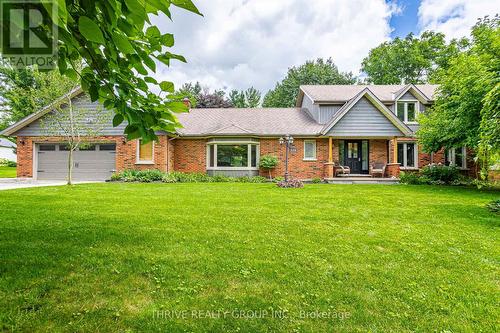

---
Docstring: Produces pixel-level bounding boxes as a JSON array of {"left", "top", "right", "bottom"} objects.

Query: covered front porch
[{"left": 323, "top": 137, "right": 401, "bottom": 179}]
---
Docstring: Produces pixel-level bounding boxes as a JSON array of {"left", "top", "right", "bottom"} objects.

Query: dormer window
[{"left": 396, "top": 101, "right": 418, "bottom": 123}]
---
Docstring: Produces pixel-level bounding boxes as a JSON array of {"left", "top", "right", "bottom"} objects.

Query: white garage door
[{"left": 37, "top": 143, "right": 116, "bottom": 181}]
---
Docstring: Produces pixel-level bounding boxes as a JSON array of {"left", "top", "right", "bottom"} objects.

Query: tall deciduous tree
[
  {"left": 417, "top": 16, "right": 500, "bottom": 177},
  {"left": 229, "top": 87, "right": 261, "bottom": 108},
  {"left": 0, "top": 0, "right": 202, "bottom": 142},
  {"left": 0, "top": 65, "right": 75, "bottom": 130},
  {"left": 361, "top": 31, "right": 466, "bottom": 84},
  {"left": 263, "top": 58, "right": 355, "bottom": 107},
  {"left": 177, "top": 83, "right": 233, "bottom": 108}
]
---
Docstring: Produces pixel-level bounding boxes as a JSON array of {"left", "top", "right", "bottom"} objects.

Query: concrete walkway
[{"left": 0, "top": 178, "right": 102, "bottom": 190}]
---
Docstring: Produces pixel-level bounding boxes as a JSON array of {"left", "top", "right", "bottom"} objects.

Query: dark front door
[{"left": 345, "top": 140, "right": 362, "bottom": 173}]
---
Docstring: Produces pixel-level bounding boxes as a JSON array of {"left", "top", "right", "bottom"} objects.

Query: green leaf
[
  {"left": 125, "top": 0, "right": 147, "bottom": 24},
  {"left": 165, "top": 101, "right": 188, "bottom": 113},
  {"left": 156, "top": 54, "right": 170, "bottom": 66},
  {"left": 65, "top": 69, "right": 78, "bottom": 81},
  {"left": 171, "top": 0, "right": 203, "bottom": 16},
  {"left": 159, "top": 81, "right": 174, "bottom": 92},
  {"left": 166, "top": 52, "right": 187, "bottom": 63},
  {"left": 145, "top": 77, "right": 158, "bottom": 84},
  {"left": 112, "top": 32, "right": 135, "bottom": 54},
  {"left": 134, "top": 63, "right": 148, "bottom": 75},
  {"left": 79, "top": 16, "right": 105, "bottom": 44},
  {"left": 146, "top": 26, "right": 161, "bottom": 38},
  {"left": 161, "top": 34, "right": 174, "bottom": 47},
  {"left": 113, "top": 114, "right": 124, "bottom": 127}
]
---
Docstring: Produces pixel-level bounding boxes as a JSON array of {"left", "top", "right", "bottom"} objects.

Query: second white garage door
[{"left": 36, "top": 143, "right": 116, "bottom": 181}]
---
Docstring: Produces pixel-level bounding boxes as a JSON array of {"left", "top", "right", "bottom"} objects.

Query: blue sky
[
  {"left": 152, "top": 0, "right": 498, "bottom": 92},
  {"left": 389, "top": 0, "right": 421, "bottom": 38}
]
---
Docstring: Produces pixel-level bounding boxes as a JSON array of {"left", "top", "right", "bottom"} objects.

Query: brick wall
[
  {"left": 369, "top": 140, "right": 388, "bottom": 165},
  {"left": 118, "top": 135, "right": 170, "bottom": 172},
  {"left": 173, "top": 139, "right": 207, "bottom": 173},
  {"left": 15, "top": 135, "right": 171, "bottom": 178},
  {"left": 260, "top": 138, "right": 329, "bottom": 179}
]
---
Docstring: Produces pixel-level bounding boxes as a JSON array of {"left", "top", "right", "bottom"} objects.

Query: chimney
[{"left": 182, "top": 97, "right": 191, "bottom": 109}]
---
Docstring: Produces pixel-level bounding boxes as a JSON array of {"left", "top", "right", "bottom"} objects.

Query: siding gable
[
  {"left": 326, "top": 97, "right": 403, "bottom": 137},
  {"left": 300, "top": 94, "right": 341, "bottom": 124},
  {"left": 14, "top": 95, "right": 126, "bottom": 136},
  {"left": 399, "top": 91, "right": 418, "bottom": 100}
]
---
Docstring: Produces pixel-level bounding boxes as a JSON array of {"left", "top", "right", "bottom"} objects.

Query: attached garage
[{"left": 36, "top": 143, "right": 116, "bottom": 181}]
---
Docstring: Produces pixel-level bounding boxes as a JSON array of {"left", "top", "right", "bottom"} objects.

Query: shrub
[
  {"left": 276, "top": 179, "right": 304, "bottom": 188},
  {"left": 111, "top": 170, "right": 271, "bottom": 184},
  {"left": 210, "top": 174, "right": 232, "bottom": 182},
  {"left": 0, "top": 158, "right": 16, "bottom": 167},
  {"left": 135, "top": 169, "right": 164, "bottom": 182},
  {"left": 273, "top": 176, "right": 285, "bottom": 183},
  {"left": 486, "top": 199, "right": 500, "bottom": 214},
  {"left": 421, "top": 165, "right": 460, "bottom": 184},
  {"left": 248, "top": 176, "right": 268, "bottom": 183},
  {"left": 259, "top": 155, "right": 278, "bottom": 179},
  {"left": 399, "top": 172, "right": 428, "bottom": 185},
  {"left": 311, "top": 177, "right": 322, "bottom": 184}
]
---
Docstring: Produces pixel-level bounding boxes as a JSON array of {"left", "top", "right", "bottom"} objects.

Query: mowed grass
[
  {"left": 0, "top": 183, "right": 498, "bottom": 332},
  {"left": 0, "top": 166, "right": 16, "bottom": 178}
]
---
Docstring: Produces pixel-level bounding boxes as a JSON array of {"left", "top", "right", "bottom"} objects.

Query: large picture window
[
  {"left": 397, "top": 142, "right": 418, "bottom": 168},
  {"left": 445, "top": 147, "right": 466, "bottom": 169},
  {"left": 396, "top": 101, "right": 418, "bottom": 123},
  {"left": 207, "top": 143, "right": 259, "bottom": 169}
]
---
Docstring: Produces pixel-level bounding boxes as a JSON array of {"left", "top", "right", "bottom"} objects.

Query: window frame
[
  {"left": 206, "top": 141, "right": 260, "bottom": 171},
  {"left": 136, "top": 139, "right": 154, "bottom": 165},
  {"left": 446, "top": 147, "right": 467, "bottom": 169},
  {"left": 397, "top": 141, "right": 419, "bottom": 169},
  {"left": 395, "top": 100, "right": 420, "bottom": 124},
  {"left": 303, "top": 140, "right": 317, "bottom": 161}
]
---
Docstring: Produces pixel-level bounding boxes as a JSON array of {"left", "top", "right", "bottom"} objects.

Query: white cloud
[
  {"left": 150, "top": 0, "right": 399, "bottom": 93},
  {"left": 418, "top": 0, "right": 499, "bottom": 39}
]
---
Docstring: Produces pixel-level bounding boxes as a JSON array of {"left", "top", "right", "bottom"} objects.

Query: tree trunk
[
  {"left": 68, "top": 148, "right": 73, "bottom": 185},
  {"left": 268, "top": 169, "right": 272, "bottom": 180}
]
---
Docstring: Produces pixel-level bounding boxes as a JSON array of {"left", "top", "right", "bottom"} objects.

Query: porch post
[
  {"left": 386, "top": 137, "right": 401, "bottom": 178},
  {"left": 324, "top": 137, "right": 335, "bottom": 179},
  {"left": 392, "top": 137, "right": 398, "bottom": 163},
  {"left": 328, "top": 137, "right": 333, "bottom": 163}
]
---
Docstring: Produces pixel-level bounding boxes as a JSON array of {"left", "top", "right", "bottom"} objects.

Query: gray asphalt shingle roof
[
  {"left": 176, "top": 108, "right": 323, "bottom": 136},
  {"left": 300, "top": 84, "right": 438, "bottom": 102}
]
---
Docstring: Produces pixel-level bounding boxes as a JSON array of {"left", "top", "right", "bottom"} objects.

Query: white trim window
[
  {"left": 397, "top": 142, "right": 418, "bottom": 169},
  {"left": 445, "top": 147, "right": 467, "bottom": 169},
  {"left": 136, "top": 139, "right": 154, "bottom": 164},
  {"left": 207, "top": 142, "right": 259, "bottom": 170},
  {"left": 396, "top": 101, "right": 419, "bottom": 123},
  {"left": 303, "top": 140, "right": 317, "bottom": 161}
]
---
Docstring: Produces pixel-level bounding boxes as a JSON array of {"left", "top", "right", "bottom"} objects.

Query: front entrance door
[{"left": 345, "top": 140, "right": 362, "bottom": 173}]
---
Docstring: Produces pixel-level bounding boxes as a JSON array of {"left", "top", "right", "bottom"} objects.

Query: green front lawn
[
  {"left": 0, "top": 183, "right": 498, "bottom": 332},
  {"left": 0, "top": 166, "right": 16, "bottom": 178}
]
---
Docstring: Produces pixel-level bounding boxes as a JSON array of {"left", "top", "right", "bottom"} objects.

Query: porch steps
[{"left": 324, "top": 177, "right": 399, "bottom": 184}]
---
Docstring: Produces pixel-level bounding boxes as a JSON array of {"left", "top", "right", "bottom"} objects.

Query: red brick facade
[
  {"left": 173, "top": 139, "right": 207, "bottom": 173},
  {"left": 259, "top": 138, "right": 329, "bottom": 179},
  {"left": 15, "top": 135, "right": 478, "bottom": 179}
]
